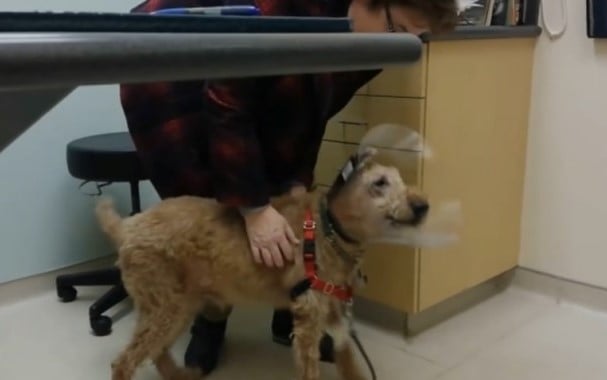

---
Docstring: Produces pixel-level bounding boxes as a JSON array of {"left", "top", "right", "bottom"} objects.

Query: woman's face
[{"left": 348, "top": 0, "right": 431, "bottom": 36}]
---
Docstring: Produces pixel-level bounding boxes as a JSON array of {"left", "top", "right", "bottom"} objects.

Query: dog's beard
[
  {"left": 354, "top": 124, "right": 462, "bottom": 248},
  {"left": 373, "top": 201, "right": 462, "bottom": 248}
]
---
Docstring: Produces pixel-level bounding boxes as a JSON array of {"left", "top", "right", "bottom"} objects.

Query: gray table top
[
  {"left": 0, "top": 32, "right": 421, "bottom": 90},
  {"left": 0, "top": 32, "right": 422, "bottom": 152}
]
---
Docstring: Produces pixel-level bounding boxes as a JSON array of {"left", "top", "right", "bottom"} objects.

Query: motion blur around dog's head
[{"left": 326, "top": 147, "right": 429, "bottom": 242}]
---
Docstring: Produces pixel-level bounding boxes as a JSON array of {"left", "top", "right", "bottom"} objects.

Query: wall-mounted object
[
  {"left": 588, "top": 0, "right": 607, "bottom": 38},
  {"left": 519, "top": 0, "right": 540, "bottom": 26}
]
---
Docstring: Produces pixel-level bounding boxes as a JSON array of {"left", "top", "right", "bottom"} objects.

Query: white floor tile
[
  {"left": 0, "top": 289, "right": 440, "bottom": 380},
  {"left": 436, "top": 302, "right": 607, "bottom": 380},
  {"left": 401, "top": 287, "right": 556, "bottom": 368},
  {"left": 1, "top": 284, "right": 606, "bottom": 380}
]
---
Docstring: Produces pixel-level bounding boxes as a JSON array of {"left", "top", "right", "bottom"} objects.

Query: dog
[{"left": 97, "top": 147, "right": 429, "bottom": 380}]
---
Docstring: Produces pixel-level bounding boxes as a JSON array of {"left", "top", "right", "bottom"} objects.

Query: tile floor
[{"left": 1, "top": 284, "right": 606, "bottom": 380}]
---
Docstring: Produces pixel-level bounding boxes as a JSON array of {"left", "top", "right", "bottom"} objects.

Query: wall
[
  {"left": 520, "top": 1, "right": 607, "bottom": 288},
  {"left": 0, "top": 0, "right": 159, "bottom": 284}
]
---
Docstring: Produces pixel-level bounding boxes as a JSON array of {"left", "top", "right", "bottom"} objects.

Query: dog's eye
[{"left": 373, "top": 176, "right": 389, "bottom": 187}]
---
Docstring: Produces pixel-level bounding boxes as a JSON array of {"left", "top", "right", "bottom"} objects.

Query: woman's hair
[{"left": 370, "top": 0, "right": 459, "bottom": 33}]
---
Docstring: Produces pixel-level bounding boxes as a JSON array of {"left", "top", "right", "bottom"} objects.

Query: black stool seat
[
  {"left": 67, "top": 132, "right": 147, "bottom": 182},
  {"left": 57, "top": 131, "right": 149, "bottom": 337}
]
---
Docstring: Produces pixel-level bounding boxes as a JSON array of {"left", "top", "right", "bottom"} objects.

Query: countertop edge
[{"left": 422, "top": 25, "right": 542, "bottom": 42}]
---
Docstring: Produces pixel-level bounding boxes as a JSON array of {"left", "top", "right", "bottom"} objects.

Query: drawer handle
[{"left": 339, "top": 120, "right": 368, "bottom": 127}]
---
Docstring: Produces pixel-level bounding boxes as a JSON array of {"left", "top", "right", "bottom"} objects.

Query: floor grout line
[{"left": 425, "top": 298, "right": 561, "bottom": 380}]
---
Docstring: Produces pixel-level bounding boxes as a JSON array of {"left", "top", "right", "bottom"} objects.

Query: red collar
[{"left": 299, "top": 207, "right": 353, "bottom": 302}]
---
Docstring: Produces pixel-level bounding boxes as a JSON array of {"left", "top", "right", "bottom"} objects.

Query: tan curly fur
[{"left": 97, "top": 148, "right": 428, "bottom": 380}]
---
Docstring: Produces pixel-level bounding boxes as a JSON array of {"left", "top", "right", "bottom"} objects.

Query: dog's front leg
[
  {"left": 328, "top": 327, "right": 367, "bottom": 380},
  {"left": 326, "top": 305, "right": 367, "bottom": 380},
  {"left": 291, "top": 300, "right": 322, "bottom": 380}
]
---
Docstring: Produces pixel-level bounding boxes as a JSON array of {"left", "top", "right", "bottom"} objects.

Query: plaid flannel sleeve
[{"left": 203, "top": 78, "right": 272, "bottom": 209}]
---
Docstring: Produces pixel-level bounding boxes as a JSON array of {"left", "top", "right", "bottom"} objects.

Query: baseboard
[
  {"left": 355, "top": 267, "right": 607, "bottom": 337},
  {"left": 404, "top": 270, "right": 514, "bottom": 336},
  {"left": 354, "top": 269, "right": 515, "bottom": 337},
  {"left": 512, "top": 266, "right": 607, "bottom": 313},
  {"left": 352, "top": 295, "right": 408, "bottom": 335},
  {"left": 0, "top": 255, "right": 116, "bottom": 308}
]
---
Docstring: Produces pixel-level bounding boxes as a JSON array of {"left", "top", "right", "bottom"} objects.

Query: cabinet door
[
  {"left": 418, "top": 38, "right": 535, "bottom": 311},
  {"left": 358, "top": 244, "right": 418, "bottom": 313},
  {"left": 325, "top": 95, "right": 366, "bottom": 141}
]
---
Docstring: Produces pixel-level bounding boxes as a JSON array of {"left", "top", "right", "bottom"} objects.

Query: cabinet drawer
[
  {"left": 314, "top": 141, "right": 357, "bottom": 186},
  {"left": 358, "top": 243, "right": 417, "bottom": 313},
  {"left": 342, "top": 121, "right": 368, "bottom": 144},
  {"left": 356, "top": 83, "right": 369, "bottom": 95},
  {"left": 367, "top": 97, "right": 425, "bottom": 134},
  {"left": 332, "top": 95, "right": 366, "bottom": 124},
  {"left": 326, "top": 95, "right": 366, "bottom": 142},
  {"left": 337, "top": 95, "right": 366, "bottom": 144},
  {"left": 323, "top": 120, "right": 343, "bottom": 141},
  {"left": 367, "top": 48, "right": 427, "bottom": 98}
]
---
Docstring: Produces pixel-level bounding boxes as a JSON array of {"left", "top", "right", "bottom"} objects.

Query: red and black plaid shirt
[{"left": 120, "top": 0, "right": 380, "bottom": 208}]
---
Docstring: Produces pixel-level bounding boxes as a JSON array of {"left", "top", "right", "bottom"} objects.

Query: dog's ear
[
  {"left": 338, "top": 147, "right": 376, "bottom": 182},
  {"left": 328, "top": 146, "right": 378, "bottom": 201},
  {"left": 339, "top": 146, "right": 377, "bottom": 181},
  {"left": 356, "top": 146, "right": 377, "bottom": 169}
]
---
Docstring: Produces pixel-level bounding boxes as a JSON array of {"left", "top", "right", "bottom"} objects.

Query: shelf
[{"left": 422, "top": 25, "right": 542, "bottom": 41}]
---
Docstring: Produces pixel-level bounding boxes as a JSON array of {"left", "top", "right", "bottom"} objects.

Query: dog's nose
[{"left": 411, "top": 200, "right": 429, "bottom": 220}]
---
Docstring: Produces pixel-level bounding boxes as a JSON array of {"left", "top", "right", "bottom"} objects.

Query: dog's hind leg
[
  {"left": 155, "top": 350, "right": 203, "bottom": 380},
  {"left": 111, "top": 300, "right": 194, "bottom": 380}
]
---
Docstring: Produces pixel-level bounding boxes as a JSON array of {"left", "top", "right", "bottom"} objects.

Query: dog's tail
[{"left": 95, "top": 197, "right": 124, "bottom": 246}]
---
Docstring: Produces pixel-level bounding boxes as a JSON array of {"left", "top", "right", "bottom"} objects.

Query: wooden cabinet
[
  {"left": 366, "top": 97, "right": 425, "bottom": 133},
  {"left": 367, "top": 47, "right": 428, "bottom": 98},
  {"left": 314, "top": 37, "right": 537, "bottom": 315}
]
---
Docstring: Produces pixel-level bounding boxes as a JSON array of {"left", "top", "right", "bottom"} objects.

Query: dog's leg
[
  {"left": 326, "top": 304, "right": 367, "bottom": 380},
  {"left": 112, "top": 302, "right": 193, "bottom": 380},
  {"left": 155, "top": 350, "right": 203, "bottom": 380},
  {"left": 291, "top": 299, "right": 323, "bottom": 380},
  {"left": 326, "top": 323, "right": 366, "bottom": 380}
]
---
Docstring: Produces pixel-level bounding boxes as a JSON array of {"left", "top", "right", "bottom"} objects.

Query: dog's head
[{"left": 326, "top": 147, "right": 429, "bottom": 241}]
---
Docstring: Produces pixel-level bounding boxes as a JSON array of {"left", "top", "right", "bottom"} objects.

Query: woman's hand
[{"left": 243, "top": 205, "right": 300, "bottom": 268}]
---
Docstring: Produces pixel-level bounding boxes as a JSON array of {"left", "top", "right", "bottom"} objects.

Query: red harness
[{"left": 292, "top": 207, "right": 353, "bottom": 302}]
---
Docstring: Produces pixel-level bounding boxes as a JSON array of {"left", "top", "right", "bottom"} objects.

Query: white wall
[
  {"left": 0, "top": 0, "right": 159, "bottom": 284},
  {"left": 520, "top": 1, "right": 607, "bottom": 288}
]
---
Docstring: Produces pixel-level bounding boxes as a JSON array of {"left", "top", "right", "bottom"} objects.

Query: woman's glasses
[{"left": 385, "top": 3, "right": 396, "bottom": 32}]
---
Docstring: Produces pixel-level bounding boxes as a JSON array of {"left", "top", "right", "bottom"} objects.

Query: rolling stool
[{"left": 55, "top": 132, "right": 148, "bottom": 336}]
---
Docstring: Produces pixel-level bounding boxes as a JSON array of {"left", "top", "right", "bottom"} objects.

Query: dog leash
[
  {"left": 352, "top": 331, "right": 377, "bottom": 380},
  {"left": 345, "top": 301, "right": 378, "bottom": 380}
]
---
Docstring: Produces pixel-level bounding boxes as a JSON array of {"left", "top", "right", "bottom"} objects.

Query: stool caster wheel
[
  {"left": 91, "top": 315, "right": 112, "bottom": 336},
  {"left": 57, "top": 286, "right": 77, "bottom": 302}
]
